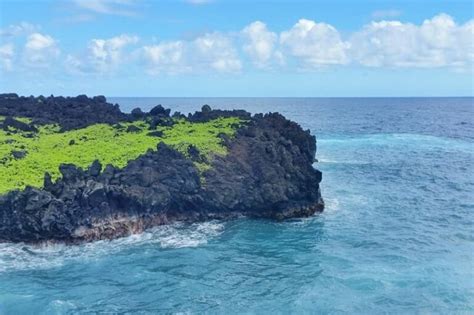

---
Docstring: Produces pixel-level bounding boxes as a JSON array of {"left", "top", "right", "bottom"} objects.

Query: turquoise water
[{"left": 1, "top": 98, "right": 473, "bottom": 314}]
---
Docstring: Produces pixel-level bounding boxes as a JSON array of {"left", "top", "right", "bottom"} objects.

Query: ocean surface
[{"left": 1, "top": 97, "right": 473, "bottom": 314}]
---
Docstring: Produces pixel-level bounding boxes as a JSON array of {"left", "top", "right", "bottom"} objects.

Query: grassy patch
[{"left": 0, "top": 116, "right": 244, "bottom": 194}]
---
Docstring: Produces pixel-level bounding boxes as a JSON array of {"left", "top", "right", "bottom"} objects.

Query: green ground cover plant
[{"left": 0, "top": 116, "right": 244, "bottom": 194}]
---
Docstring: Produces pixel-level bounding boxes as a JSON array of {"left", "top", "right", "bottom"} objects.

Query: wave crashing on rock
[{"left": 0, "top": 94, "right": 324, "bottom": 243}]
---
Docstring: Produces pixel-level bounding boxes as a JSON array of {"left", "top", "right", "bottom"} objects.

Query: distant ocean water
[{"left": 0, "top": 97, "right": 473, "bottom": 314}]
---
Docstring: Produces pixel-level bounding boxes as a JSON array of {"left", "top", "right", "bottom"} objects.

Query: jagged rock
[
  {"left": 187, "top": 145, "right": 205, "bottom": 163},
  {"left": 88, "top": 160, "right": 102, "bottom": 177},
  {"left": 172, "top": 111, "right": 185, "bottom": 119},
  {"left": 188, "top": 108, "right": 251, "bottom": 123},
  {"left": 0, "top": 94, "right": 127, "bottom": 130},
  {"left": 149, "top": 117, "right": 174, "bottom": 129},
  {"left": 93, "top": 95, "right": 106, "bottom": 103},
  {"left": 131, "top": 107, "right": 144, "bottom": 118},
  {"left": 0, "top": 96, "right": 324, "bottom": 244},
  {"left": 149, "top": 105, "right": 170, "bottom": 117},
  {"left": 202, "top": 104, "right": 212, "bottom": 112},
  {"left": 43, "top": 172, "right": 53, "bottom": 191},
  {"left": 11, "top": 150, "right": 26, "bottom": 159},
  {"left": 126, "top": 125, "right": 141, "bottom": 133},
  {"left": 2, "top": 117, "right": 38, "bottom": 132},
  {"left": 0, "top": 93, "right": 18, "bottom": 99},
  {"left": 147, "top": 130, "right": 163, "bottom": 137}
]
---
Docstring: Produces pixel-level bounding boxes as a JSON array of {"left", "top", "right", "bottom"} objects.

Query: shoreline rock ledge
[{"left": 0, "top": 94, "right": 324, "bottom": 244}]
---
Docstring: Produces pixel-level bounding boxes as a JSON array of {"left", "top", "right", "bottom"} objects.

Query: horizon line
[{"left": 107, "top": 96, "right": 474, "bottom": 98}]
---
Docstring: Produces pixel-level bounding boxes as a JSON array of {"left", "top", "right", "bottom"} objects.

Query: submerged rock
[{"left": 0, "top": 95, "right": 324, "bottom": 244}]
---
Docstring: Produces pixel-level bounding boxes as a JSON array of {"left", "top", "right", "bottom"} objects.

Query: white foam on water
[
  {"left": 0, "top": 221, "right": 225, "bottom": 273},
  {"left": 148, "top": 221, "right": 225, "bottom": 248},
  {"left": 316, "top": 158, "right": 339, "bottom": 163},
  {"left": 43, "top": 300, "right": 78, "bottom": 314},
  {"left": 324, "top": 197, "right": 340, "bottom": 212},
  {"left": 319, "top": 133, "right": 474, "bottom": 153}
]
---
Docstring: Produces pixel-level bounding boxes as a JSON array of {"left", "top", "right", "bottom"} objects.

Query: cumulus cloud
[
  {"left": 193, "top": 32, "right": 242, "bottom": 73},
  {"left": 280, "top": 19, "right": 349, "bottom": 67},
  {"left": 23, "top": 33, "right": 60, "bottom": 67},
  {"left": 67, "top": 34, "right": 138, "bottom": 74},
  {"left": 0, "top": 43, "right": 14, "bottom": 71},
  {"left": 242, "top": 21, "right": 278, "bottom": 68},
  {"left": 141, "top": 32, "right": 241, "bottom": 74},
  {"left": 142, "top": 41, "right": 189, "bottom": 74},
  {"left": 350, "top": 14, "right": 474, "bottom": 69},
  {"left": 4, "top": 13, "right": 472, "bottom": 75}
]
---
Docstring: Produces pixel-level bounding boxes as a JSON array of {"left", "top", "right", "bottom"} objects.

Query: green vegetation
[{"left": 0, "top": 116, "right": 244, "bottom": 194}]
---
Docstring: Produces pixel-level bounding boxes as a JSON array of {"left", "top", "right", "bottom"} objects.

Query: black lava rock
[
  {"left": 126, "top": 125, "right": 141, "bottom": 133},
  {"left": 11, "top": 150, "right": 27, "bottom": 159},
  {"left": 149, "top": 105, "right": 170, "bottom": 117},
  {"left": 0, "top": 95, "right": 324, "bottom": 244},
  {"left": 147, "top": 130, "right": 164, "bottom": 137},
  {"left": 0, "top": 94, "right": 127, "bottom": 131},
  {"left": 131, "top": 107, "right": 144, "bottom": 118},
  {"left": 2, "top": 117, "right": 38, "bottom": 132},
  {"left": 202, "top": 104, "right": 212, "bottom": 113}
]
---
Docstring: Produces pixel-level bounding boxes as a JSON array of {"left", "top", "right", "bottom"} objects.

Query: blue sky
[{"left": 0, "top": 0, "right": 473, "bottom": 97}]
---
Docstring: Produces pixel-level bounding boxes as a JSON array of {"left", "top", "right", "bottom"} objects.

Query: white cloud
[
  {"left": 142, "top": 41, "right": 189, "bottom": 74},
  {"left": 67, "top": 34, "right": 138, "bottom": 74},
  {"left": 23, "top": 33, "right": 60, "bottom": 67},
  {"left": 193, "top": 32, "right": 242, "bottom": 73},
  {"left": 280, "top": 19, "right": 349, "bottom": 67},
  {"left": 350, "top": 14, "right": 474, "bottom": 69},
  {"left": 242, "top": 21, "right": 278, "bottom": 68},
  {"left": 64, "top": 54, "right": 84, "bottom": 75},
  {"left": 141, "top": 32, "right": 242, "bottom": 74},
  {"left": 73, "top": 0, "right": 138, "bottom": 16},
  {"left": 0, "top": 43, "right": 14, "bottom": 71},
  {"left": 6, "top": 13, "right": 472, "bottom": 76},
  {"left": 0, "top": 22, "right": 37, "bottom": 38}
]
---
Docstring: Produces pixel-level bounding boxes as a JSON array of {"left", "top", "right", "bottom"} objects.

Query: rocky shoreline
[{"left": 0, "top": 94, "right": 324, "bottom": 244}]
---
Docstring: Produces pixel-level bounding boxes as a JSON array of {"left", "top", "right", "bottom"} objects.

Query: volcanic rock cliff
[{"left": 0, "top": 94, "right": 324, "bottom": 243}]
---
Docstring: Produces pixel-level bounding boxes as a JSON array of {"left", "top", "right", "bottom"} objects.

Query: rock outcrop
[
  {"left": 0, "top": 93, "right": 126, "bottom": 130},
  {"left": 0, "top": 94, "right": 324, "bottom": 243}
]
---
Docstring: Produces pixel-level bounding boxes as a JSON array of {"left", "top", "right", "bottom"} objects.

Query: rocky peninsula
[{"left": 0, "top": 94, "right": 324, "bottom": 244}]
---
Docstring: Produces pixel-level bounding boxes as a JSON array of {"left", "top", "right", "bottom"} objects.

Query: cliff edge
[{"left": 0, "top": 94, "right": 324, "bottom": 243}]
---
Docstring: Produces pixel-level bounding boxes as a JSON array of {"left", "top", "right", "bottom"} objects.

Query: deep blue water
[{"left": 0, "top": 97, "right": 473, "bottom": 314}]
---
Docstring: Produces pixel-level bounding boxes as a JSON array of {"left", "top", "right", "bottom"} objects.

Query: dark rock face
[
  {"left": 188, "top": 107, "right": 251, "bottom": 123},
  {"left": 0, "top": 94, "right": 127, "bottom": 131},
  {"left": 0, "top": 95, "right": 324, "bottom": 244},
  {"left": 1, "top": 116, "right": 38, "bottom": 132},
  {"left": 202, "top": 113, "right": 323, "bottom": 220},
  {"left": 0, "top": 93, "right": 180, "bottom": 131},
  {"left": 126, "top": 125, "right": 141, "bottom": 133},
  {"left": 149, "top": 104, "right": 170, "bottom": 117}
]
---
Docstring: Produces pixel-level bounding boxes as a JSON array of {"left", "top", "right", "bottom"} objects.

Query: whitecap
[
  {"left": 0, "top": 221, "right": 225, "bottom": 273},
  {"left": 318, "top": 133, "right": 474, "bottom": 154},
  {"left": 148, "top": 221, "right": 224, "bottom": 248},
  {"left": 324, "top": 197, "right": 340, "bottom": 212}
]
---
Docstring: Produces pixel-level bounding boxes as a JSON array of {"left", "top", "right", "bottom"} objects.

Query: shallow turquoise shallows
[{"left": 1, "top": 97, "right": 473, "bottom": 314}]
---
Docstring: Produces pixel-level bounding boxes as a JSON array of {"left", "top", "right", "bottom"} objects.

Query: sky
[{"left": 0, "top": 0, "right": 473, "bottom": 97}]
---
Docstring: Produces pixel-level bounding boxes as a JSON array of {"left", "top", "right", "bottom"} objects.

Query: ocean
[{"left": 0, "top": 97, "right": 473, "bottom": 314}]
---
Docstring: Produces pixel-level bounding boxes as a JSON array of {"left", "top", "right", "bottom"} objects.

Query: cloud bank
[{"left": 1, "top": 13, "right": 472, "bottom": 75}]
